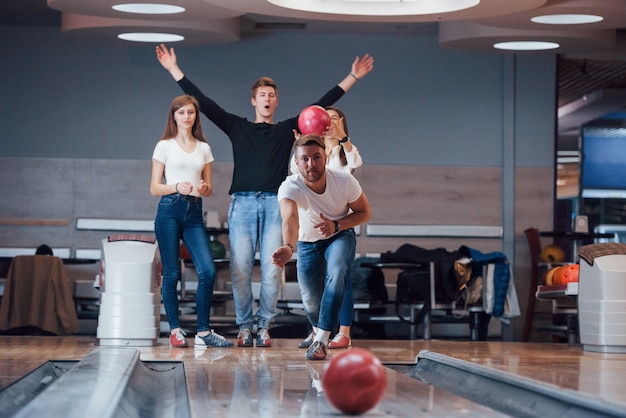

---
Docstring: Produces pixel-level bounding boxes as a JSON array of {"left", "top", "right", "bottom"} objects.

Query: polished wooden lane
[{"left": 1, "top": 336, "right": 625, "bottom": 417}]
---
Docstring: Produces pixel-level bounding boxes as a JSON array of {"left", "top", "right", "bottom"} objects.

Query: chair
[
  {"left": 0, "top": 255, "right": 79, "bottom": 335},
  {"left": 522, "top": 227, "right": 570, "bottom": 342}
]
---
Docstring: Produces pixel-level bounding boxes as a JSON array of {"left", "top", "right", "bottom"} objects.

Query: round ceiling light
[
  {"left": 112, "top": 3, "right": 185, "bottom": 14},
  {"left": 267, "top": 0, "right": 480, "bottom": 16},
  {"left": 117, "top": 32, "right": 185, "bottom": 42},
  {"left": 531, "top": 14, "right": 604, "bottom": 25},
  {"left": 493, "top": 41, "right": 560, "bottom": 51}
]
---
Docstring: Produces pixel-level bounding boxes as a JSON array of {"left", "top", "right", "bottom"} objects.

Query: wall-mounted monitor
[{"left": 580, "top": 115, "right": 626, "bottom": 199}]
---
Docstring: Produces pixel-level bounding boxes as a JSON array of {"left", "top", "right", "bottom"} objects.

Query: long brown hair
[
  {"left": 159, "top": 95, "right": 207, "bottom": 143},
  {"left": 326, "top": 106, "right": 348, "bottom": 167}
]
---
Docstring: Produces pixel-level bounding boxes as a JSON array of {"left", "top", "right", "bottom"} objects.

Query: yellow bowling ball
[{"left": 540, "top": 244, "right": 565, "bottom": 263}]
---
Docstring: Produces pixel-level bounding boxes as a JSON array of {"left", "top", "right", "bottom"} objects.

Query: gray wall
[
  {"left": 0, "top": 26, "right": 555, "bottom": 168},
  {"left": 0, "top": 25, "right": 557, "bottom": 340}
]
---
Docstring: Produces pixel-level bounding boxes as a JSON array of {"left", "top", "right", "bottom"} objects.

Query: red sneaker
[
  {"left": 169, "top": 330, "right": 188, "bottom": 347},
  {"left": 328, "top": 332, "right": 351, "bottom": 349},
  {"left": 306, "top": 341, "right": 327, "bottom": 361}
]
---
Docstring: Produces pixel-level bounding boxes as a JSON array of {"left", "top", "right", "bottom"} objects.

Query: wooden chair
[
  {"left": 522, "top": 227, "right": 570, "bottom": 342},
  {"left": 0, "top": 255, "right": 79, "bottom": 335}
]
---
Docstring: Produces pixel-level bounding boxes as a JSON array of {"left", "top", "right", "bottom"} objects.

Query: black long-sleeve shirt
[{"left": 178, "top": 76, "right": 345, "bottom": 194}]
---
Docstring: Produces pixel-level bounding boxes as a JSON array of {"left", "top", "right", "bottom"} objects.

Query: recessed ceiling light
[
  {"left": 493, "top": 41, "right": 560, "bottom": 51},
  {"left": 118, "top": 33, "right": 185, "bottom": 42},
  {"left": 531, "top": 14, "right": 604, "bottom": 25},
  {"left": 112, "top": 3, "right": 185, "bottom": 15},
  {"left": 267, "top": 0, "right": 480, "bottom": 16}
]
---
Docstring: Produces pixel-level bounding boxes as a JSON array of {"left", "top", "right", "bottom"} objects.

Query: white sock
[{"left": 315, "top": 330, "right": 330, "bottom": 345}]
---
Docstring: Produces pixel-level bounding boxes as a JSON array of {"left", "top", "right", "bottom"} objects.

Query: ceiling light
[
  {"left": 112, "top": 3, "right": 185, "bottom": 15},
  {"left": 117, "top": 32, "right": 185, "bottom": 42},
  {"left": 493, "top": 41, "right": 560, "bottom": 51},
  {"left": 531, "top": 14, "right": 604, "bottom": 25},
  {"left": 267, "top": 0, "right": 480, "bottom": 16}
]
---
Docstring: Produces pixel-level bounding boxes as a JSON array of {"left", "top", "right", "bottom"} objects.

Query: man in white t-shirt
[{"left": 272, "top": 135, "right": 371, "bottom": 360}]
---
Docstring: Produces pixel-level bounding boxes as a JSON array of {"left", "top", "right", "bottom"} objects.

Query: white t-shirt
[
  {"left": 152, "top": 138, "right": 214, "bottom": 197},
  {"left": 278, "top": 167, "right": 362, "bottom": 242}
]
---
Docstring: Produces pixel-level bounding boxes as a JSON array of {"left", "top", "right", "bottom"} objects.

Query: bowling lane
[{"left": 3, "top": 336, "right": 626, "bottom": 417}]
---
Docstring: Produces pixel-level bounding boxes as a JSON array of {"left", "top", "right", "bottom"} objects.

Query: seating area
[{"left": 1, "top": 218, "right": 519, "bottom": 341}]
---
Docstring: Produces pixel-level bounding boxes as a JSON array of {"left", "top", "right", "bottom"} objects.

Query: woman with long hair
[{"left": 150, "top": 95, "right": 233, "bottom": 348}]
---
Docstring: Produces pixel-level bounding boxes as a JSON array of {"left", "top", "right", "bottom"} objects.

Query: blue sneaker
[{"left": 194, "top": 330, "right": 233, "bottom": 348}]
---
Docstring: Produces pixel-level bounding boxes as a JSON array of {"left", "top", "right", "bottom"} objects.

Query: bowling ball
[
  {"left": 209, "top": 239, "right": 226, "bottom": 259},
  {"left": 552, "top": 264, "right": 579, "bottom": 285},
  {"left": 542, "top": 266, "right": 560, "bottom": 285},
  {"left": 540, "top": 244, "right": 565, "bottom": 263},
  {"left": 298, "top": 105, "right": 331, "bottom": 135},
  {"left": 321, "top": 348, "right": 387, "bottom": 415}
]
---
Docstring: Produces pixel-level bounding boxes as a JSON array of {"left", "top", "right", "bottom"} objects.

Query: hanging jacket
[{"left": 459, "top": 246, "right": 510, "bottom": 317}]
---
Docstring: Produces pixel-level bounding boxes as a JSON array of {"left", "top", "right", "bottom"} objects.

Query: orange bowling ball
[
  {"left": 321, "top": 348, "right": 387, "bottom": 415},
  {"left": 553, "top": 264, "right": 579, "bottom": 285},
  {"left": 298, "top": 105, "right": 331, "bottom": 135},
  {"left": 543, "top": 266, "right": 560, "bottom": 285}
]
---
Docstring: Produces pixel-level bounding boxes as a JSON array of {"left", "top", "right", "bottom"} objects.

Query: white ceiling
[{"left": 33, "top": 0, "right": 626, "bottom": 57}]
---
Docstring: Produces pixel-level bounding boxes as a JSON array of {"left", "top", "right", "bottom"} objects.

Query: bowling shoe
[
  {"left": 306, "top": 341, "right": 327, "bottom": 361},
  {"left": 194, "top": 330, "right": 234, "bottom": 347},
  {"left": 328, "top": 332, "right": 351, "bottom": 349},
  {"left": 256, "top": 328, "right": 271, "bottom": 347},
  {"left": 237, "top": 328, "right": 253, "bottom": 347},
  {"left": 169, "top": 329, "right": 188, "bottom": 347}
]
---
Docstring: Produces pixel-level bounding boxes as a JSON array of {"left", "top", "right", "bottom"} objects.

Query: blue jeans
[
  {"left": 296, "top": 229, "right": 356, "bottom": 332},
  {"left": 228, "top": 192, "right": 282, "bottom": 330},
  {"left": 154, "top": 194, "right": 216, "bottom": 332},
  {"left": 339, "top": 277, "right": 354, "bottom": 327}
]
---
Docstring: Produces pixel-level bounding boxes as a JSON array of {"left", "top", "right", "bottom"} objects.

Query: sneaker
[
  {"left": 169, "top": 329, "right": 188, "bottom": 347},
  {"left": 256, "top": 328, "right": 271, "bottom": 347},
  {"left": 299, "top": 331, "right": 315, "bottom": 349},
  {"left": 328, "top": 332, "right": 351, "bottom": 349},
  {"left": 194, "top": 330, "right": 234, "bottom": 348},
  {"left": 237, "top": 328, "right": 253, "bottom": 347},
  {"left": 306, "top": 341, "right": 327, "bottom": 361}
]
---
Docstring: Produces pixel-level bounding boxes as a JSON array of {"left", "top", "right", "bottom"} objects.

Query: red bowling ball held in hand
[
  {"left": 298, "top": 105, "right": 331, "bottom": 136},
  {"left": 321, "top": 348, "right": 387, "bottom": 415}
]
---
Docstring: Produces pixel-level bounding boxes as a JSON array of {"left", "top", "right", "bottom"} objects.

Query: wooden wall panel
[{"left": 0, "top": 158, "right": 558, "bottom": 341}]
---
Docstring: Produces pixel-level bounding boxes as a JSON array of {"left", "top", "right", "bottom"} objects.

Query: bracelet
[
  {"left": 285, "top": 243, "right": 295, "bottom": 252},
  {"left": 349, "top": 72, "right": 359, "bottom": 81},
  {"left": 175, "top": 182, "right": 180, "bottom": 193}
]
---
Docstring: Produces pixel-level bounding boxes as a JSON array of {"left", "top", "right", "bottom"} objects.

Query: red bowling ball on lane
[{"left": 321, "top": 348, "right": 387, "bottom": 415}]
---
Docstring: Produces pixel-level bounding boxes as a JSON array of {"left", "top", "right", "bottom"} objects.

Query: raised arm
[
  {"left": 156, "top": 44, "right": 185, "bottom": 82},
  {"left": 337, "top": 54, "right": 374, "bottom": 93}
]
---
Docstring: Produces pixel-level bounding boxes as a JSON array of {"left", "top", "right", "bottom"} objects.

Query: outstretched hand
[
  {"left": 272, "top": 246, "right": 292, "bottom": 268},
  {"left": 351, "top": 54, "right": 374, "bottom": 79},
  {"left": 156, "top": 44, "right": 177, "bottom": 71}
]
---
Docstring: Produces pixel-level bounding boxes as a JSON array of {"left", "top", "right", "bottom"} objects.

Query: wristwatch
[
  {"left": 339, "top": 136, "right": 349, "bottom": 144},
  {"left": 333, "top": 220, "right": 340, "bottom": 233}
]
